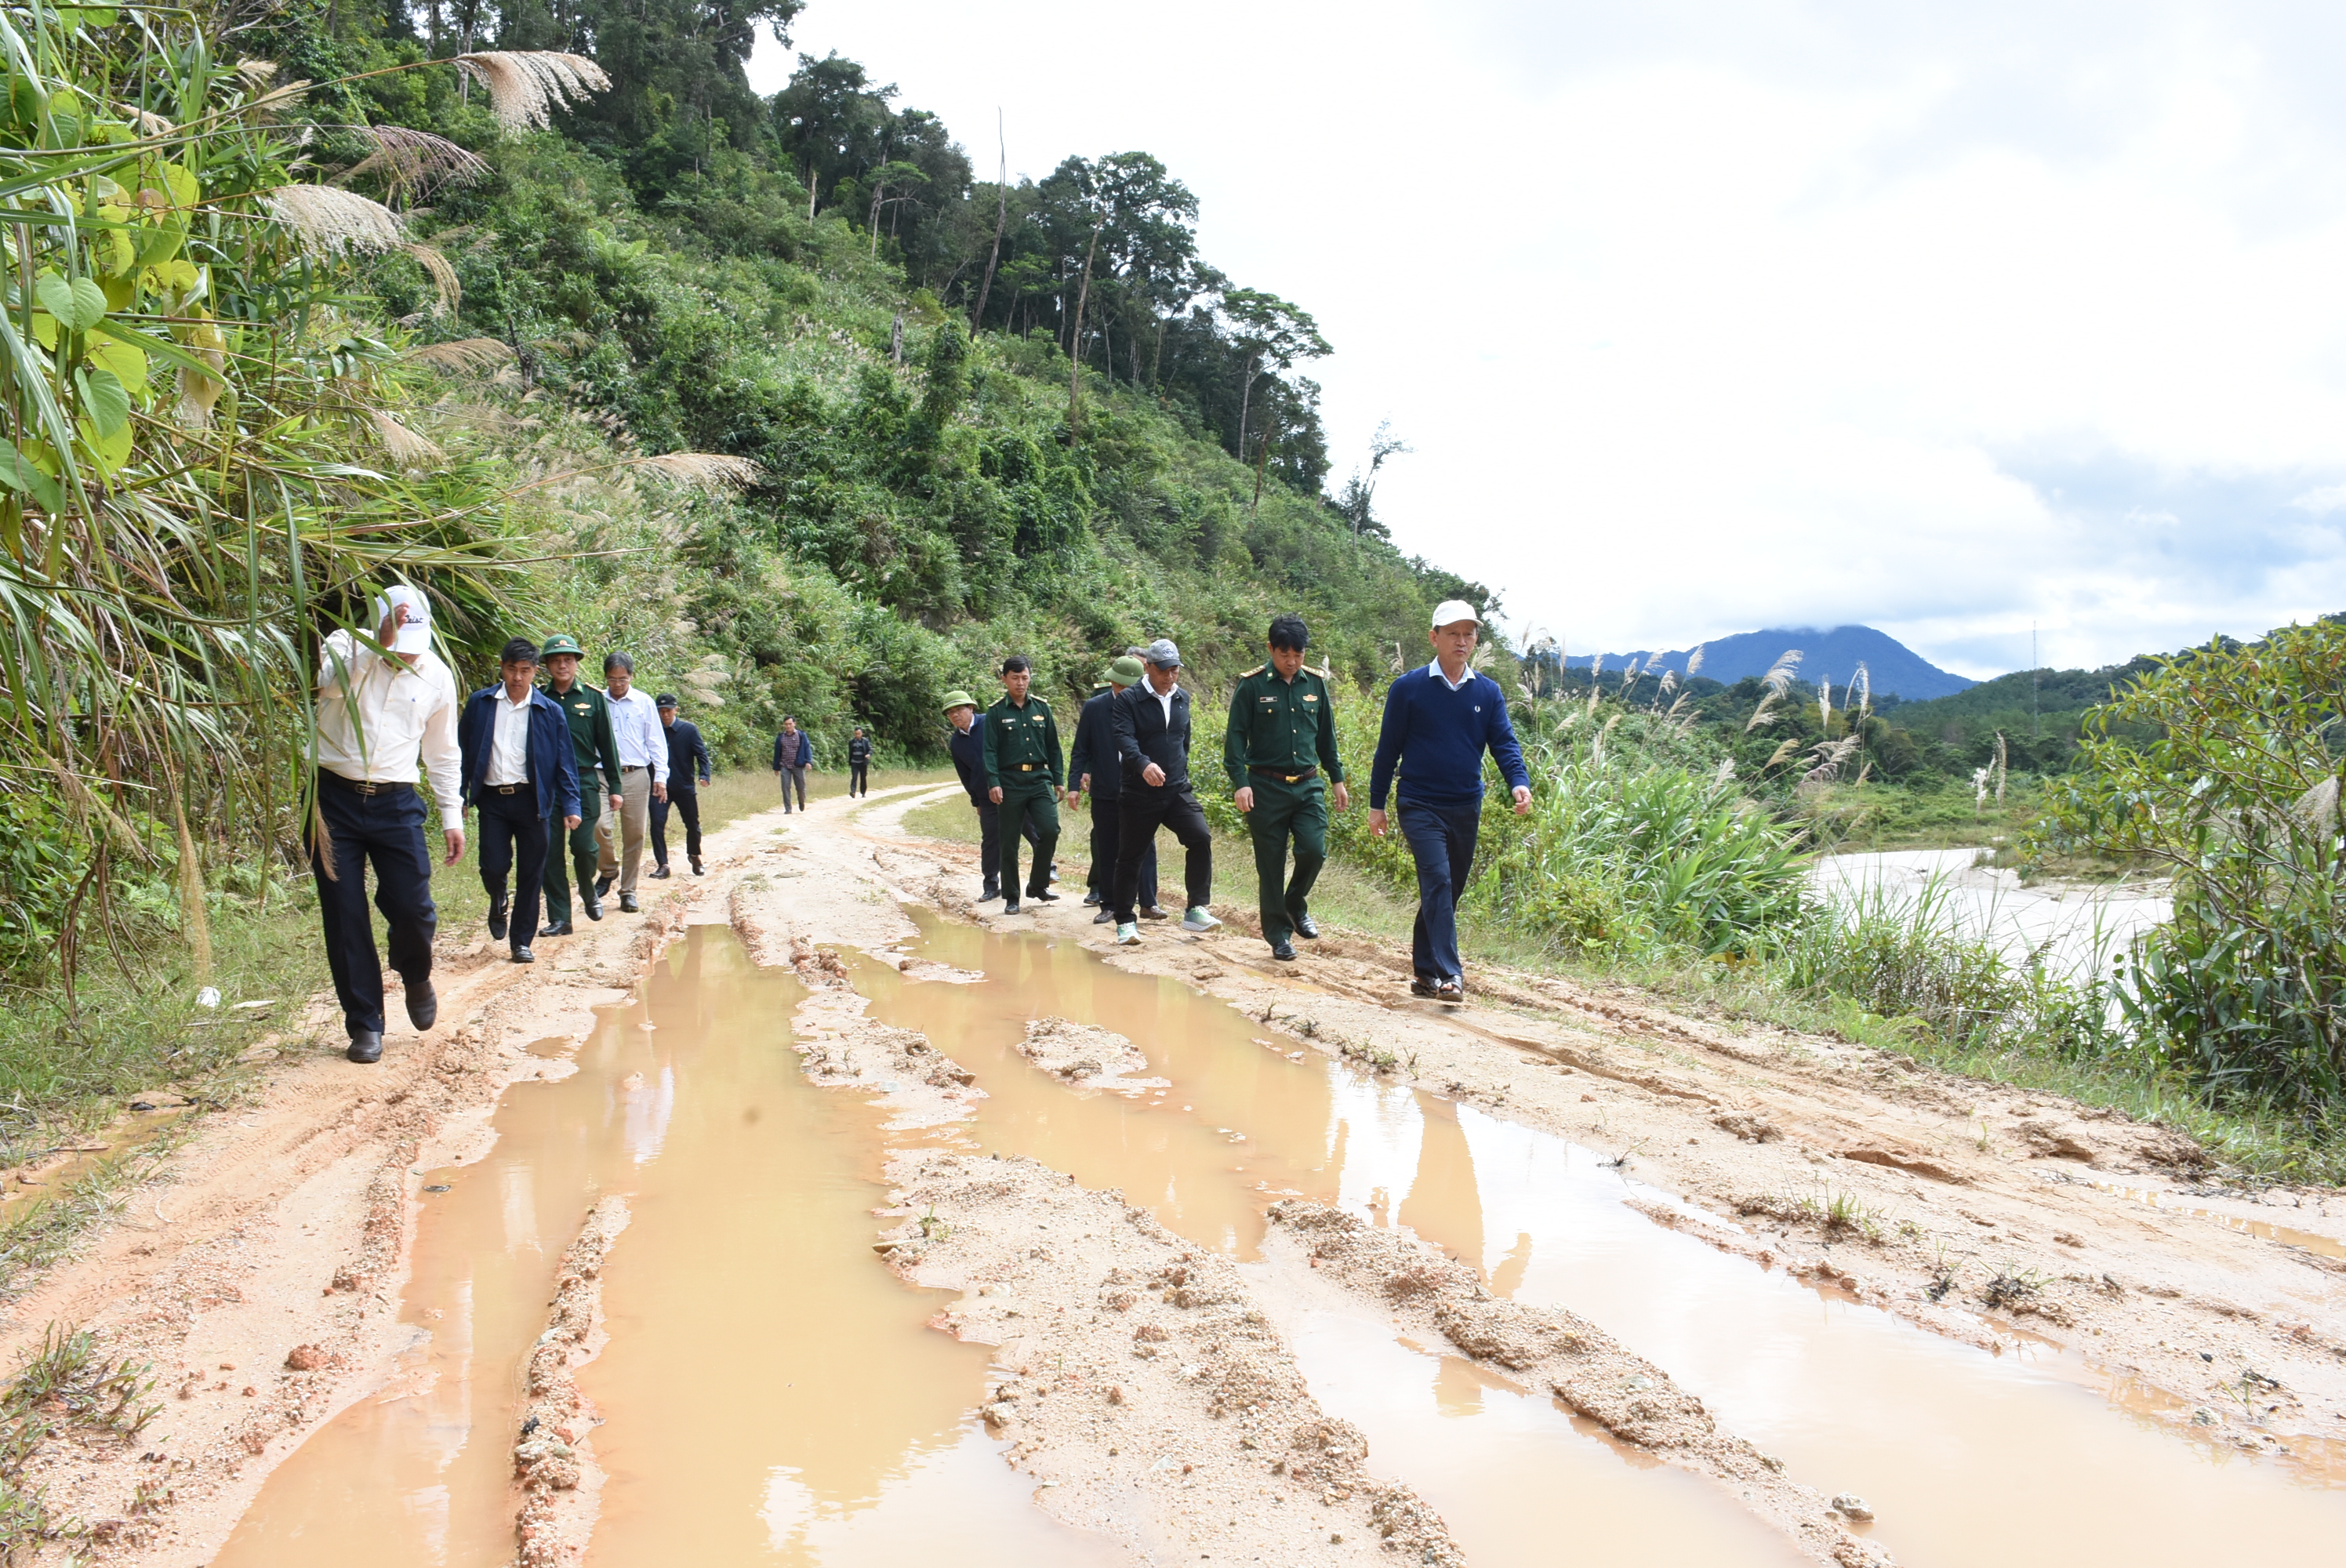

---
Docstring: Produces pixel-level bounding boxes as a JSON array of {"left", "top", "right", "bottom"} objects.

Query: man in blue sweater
[{"left": 1367, "top": 600, "right": 1531, "bottom": 1003}]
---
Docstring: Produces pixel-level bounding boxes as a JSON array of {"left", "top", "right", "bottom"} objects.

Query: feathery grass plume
[
  {"left": 1745, "top": 692, "right": 1779, "bottom": 731},
  {"left": 1803, "top": 734, "right": 1861, "bottom": 785},
  {"left": 1714, "top": 757, "right": 1737, "bottom": 784},
  {"left": 1621, "top": 655, "right": 1640, "bottom": 691},
  {"left": 1994, "top": 731, "right": 2008, "bottom": 804},
  {"left": 1972, "top": 764, "right": 1992, "bottom": 810},
  {"left": 1763, "top": 737, "right": 1802, "bottom": 771},
  {"left": 1762, "top": 648, "right": 1803, "bottom": 699},
  {"left": 1851, "top": 661, "right": 1872, "bottom": 722},
  {"left": 243, "top": 78, "right": 311, "bottom": 120},
  {"left": 234, "top": 58, "right": 278, "bottom": 91},
  {"left": 176, "top": 316, "right": 227, "bottom": 426},
  {"left": 454, "top": 52, "right": 614, "bottom": 132},
  {"left": 402, "top": 241, "right": 460, "bottom": 315},
  {"left": 2293, "top": 775, "right": 2341, "bottom": 827},
  {"left": 114, "top": 103, "right": 172, "bottom": 134},
  {"left": 402, "top": 337, "right": 515, "bottom": 373},
  {"left": 1585, "top": 654, "right": 1603, "bottom": 716},
  {"left": 342, "top": 125, "right": 491, "bottom": 203},
  {"left": 1818, "top": 676, "right": 1832, "bottom": 733},
  {"left": 369, "top": 411, "right": 444, "bottom": 465},
  {"left": 637, "top": 452, "right": 764, "bottom": 492},
  {"left": 1856, "top": 759, "right": 1872, "bottom": 786},
  {"left": 262, "top": 185, "right": 405, "bottom": 256},
  {"left": 1685, "top": 643, "right": 1706, "bottom": 680}
]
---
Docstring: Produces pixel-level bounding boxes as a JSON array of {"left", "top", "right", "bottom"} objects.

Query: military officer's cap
[{"left": 539, "top": 632, "right": 584, "bottom": 657}]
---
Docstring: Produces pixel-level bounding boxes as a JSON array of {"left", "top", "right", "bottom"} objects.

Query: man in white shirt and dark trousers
[
  {"left": 310, "top": 586, "right": 464, "bottom": 1065},
  {"left": 595, "top": 651, "right": 668, "bottom": 913},
  {"left": 457, "top": 641, "right": 583, "bottom": 967}
]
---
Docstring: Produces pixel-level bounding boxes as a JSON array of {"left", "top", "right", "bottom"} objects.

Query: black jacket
[
  {"left": 947, "top": 718, "right": 989, "bottom": 804},
  {"left": 662, "top": 717, "right": 711, "bottom": 790},
  {"left": 1068, "top": 688, "right": 1126, "bottom": 800},
  {"left": 1110, "top": 681, "right": 1194, "bottom": 794},
  {"left": 848, "top": 735, "right": 874, "bottom": 765}
]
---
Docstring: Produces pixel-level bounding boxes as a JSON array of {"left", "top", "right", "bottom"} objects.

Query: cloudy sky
[{"left": 751, "top": 2, "right": 2346, "bottom": 677}]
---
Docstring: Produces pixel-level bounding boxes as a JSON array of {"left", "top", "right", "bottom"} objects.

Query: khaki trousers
[{"left": 597, "top": 767, "right": 653, "bottom": 894}]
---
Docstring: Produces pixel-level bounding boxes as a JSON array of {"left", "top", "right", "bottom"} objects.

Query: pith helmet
[
  {"left": 939, "top": 689, "right": 977, "bottom": 712},
  {"left": 539, "top": 632, "right": 584, "bottom": 657}
]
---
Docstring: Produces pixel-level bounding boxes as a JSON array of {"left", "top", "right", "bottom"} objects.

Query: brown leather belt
[{"left": 1251, "top": 765, "right": 1319, "bottom": 783}]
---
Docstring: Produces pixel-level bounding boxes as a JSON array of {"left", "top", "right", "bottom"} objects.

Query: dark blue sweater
[{"left": 1367, "top": 665, "right": 1530, "bottom": 809}]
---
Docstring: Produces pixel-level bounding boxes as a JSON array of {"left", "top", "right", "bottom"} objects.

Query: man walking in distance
[
  {"left": 1109, "top": 639, "right": 1218, "bottom": 945},
  {"left": 946, "top": 690, "right": 1044, "bottom": 902},
  {"left": 1227, "top": 614, "right": 1349, "bottom": 961},
  {"left": 1068, "top": 654, "right": 1158, "bottom": 924},
  {"left": 981, "top": 656, "right": 1063, "bottom": 915},
  {"left": 1368, "top": 600, "right": 1531, "bottom": 1004},
  {"left": 457, "top": 641, "right": 581, "bottom": 965},
  {"left": 310, "top": 585, "right": 463, "bottom": 1065},
  {"left": 650, "top": 694, "right": 711, "bottom": 877},
  {"left": 773, "top": 717, "right": 812, "bottom": 811},
  {"left": 594, "top": 652, "right": 666, "bottom": 913},
  {"left": 847, "top": 726, "right": 873, "bottom": 797},
  {"left": 537, "top": 633, "right": 622, "bottom": 937}
]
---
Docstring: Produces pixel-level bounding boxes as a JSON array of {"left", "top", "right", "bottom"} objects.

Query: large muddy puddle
[
  {"left": 216, "top": 927, "right": 1115, "bottom": 1567},
  {"left": 218, "top": 907, "right": 2346, "bottom": 1566}
]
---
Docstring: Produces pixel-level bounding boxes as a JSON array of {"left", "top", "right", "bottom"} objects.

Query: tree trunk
[
  {"left": 1252, "top": 426, "right": 1271, "bottom": 515},
  {"left": 892, "top": 308, "right": 904, "bottom": 364},
  {"left": 1236, "top": 356, "right": 1257, "bottom": 459},
  {"left": 1066, "top": 221, "right": 1102, "bottom": 423},
  {"left": 972, "top": 111, "right": 1008, "bottom": 329}
]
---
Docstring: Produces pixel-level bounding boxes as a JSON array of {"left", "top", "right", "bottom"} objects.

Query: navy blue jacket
[
  {"left": 948, "top": 717, "right": 990, "bottom": 804},
  {"left": 1368, "top": 665, "right": 1530, "bottom": 809},
  {"left": 458, "top": 685, "right": 583, "bottom": 822},
  {"left": 772, "top": 728, "right": 812, "bottom": 768},
  {"left": 1068, "top": 687, "right": 1128, "bottom": 800},
  {"left": 663, "top": 717, "right": 712, "bottom": 789},
  {"left": 1110, "top": 681, "right": 1194, "bottom": 794}
]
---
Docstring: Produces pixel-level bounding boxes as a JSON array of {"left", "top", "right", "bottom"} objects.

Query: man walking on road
[
  {"left": 457, "top": 640, "right": 581, "bottom": 966},
  {"left": 651, "top": 694, "right": 711, "bottom": 877},
  {"left": 773, "top": 717, "right": 812, "bottom": 811},
  {"left": 1109, "top": 638, "right": 1218, "bottom": 946},
  {"left": 596, "top": 652, "right": 666, "bottom": 913},
  {"left": 1227, "top": 614, "right": 1349, "bottom": 961},
  {"left": 946, "top": 691, "right": 1045, "bottom": 903},
  {"left": 982, "top": 656, "right": 1064, "bottom": 915},
  {"left": 537, "top": 633, "right": 622, "bottom": 937},
  {"left": 1070, "top": 655, "right": 1159, "bottom": 924},
  {"left": 310, "top": 585, "right": 463, "bottom": 1065},
  {"left": 847, "top": 726, "right": 873, "bottom": 797},
  {"left": 1368, "top": 600, "right": 1531, "bottom": 1004}
]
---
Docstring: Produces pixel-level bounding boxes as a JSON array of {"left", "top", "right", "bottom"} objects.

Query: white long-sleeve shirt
[
  {"left": 314, "top": 629, "right": 462, "bottom": 818},
  {"left": 603, "top": 687, "right": 670, "bottom": 784}
]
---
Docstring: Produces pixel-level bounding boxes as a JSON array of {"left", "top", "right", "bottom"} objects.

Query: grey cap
[{"left": 1146, "top": 637, "right": 1182, "bottom": 668}]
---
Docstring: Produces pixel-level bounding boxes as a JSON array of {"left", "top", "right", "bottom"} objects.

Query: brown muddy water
[
  {"left": 864, "top": 912, "right": 2346, "bottom": 1568},
  {"left": 214, "top": 925, "right": 1117, "bottom": 1568},
  {"left": 214, "top": 909, "right": 2346, "bottom": 1567}
]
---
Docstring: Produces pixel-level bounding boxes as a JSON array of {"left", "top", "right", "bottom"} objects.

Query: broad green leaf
[
  {"left": 135, "top": 217, "right": 184, "bottom": 267},
  {"left": 88, "top": 335, "right": 145, "bottom": 394},
  {"left": 97, "top": 225, "right": 136, "bottom": 278},
  {"left": 33, "top": 274, "right": 74, "bottom": 323},
  {"left": 162, "top": 162, "right": 199, "bottom": 208},
  {"left": 6, "top": 78, "right": 38, "bottom": 130},
  {"left": 100, "top": 272, "right": 134, "bottom": 312},
  {"left": 78, "top": 367, "right": 130, "bottom": 437},
  {"left": 76, "top": 412, "right": 132, "bottom": 474},
  {"left": 0, "top": 447, "right": 63, "bottom": 513},
  {"left": 65, "top": 277, "right": 106, "bottom": 331},
  {"left": 28, "top": 311, "right": 56, "bottom": 350}
]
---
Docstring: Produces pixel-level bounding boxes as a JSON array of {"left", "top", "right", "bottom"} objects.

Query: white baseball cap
[
  {"left": 372, "top": 584, "right": 434, "bottom": 654},
  {"left": 1430, "top": 599, "right": 1481, "bottom": 630}
]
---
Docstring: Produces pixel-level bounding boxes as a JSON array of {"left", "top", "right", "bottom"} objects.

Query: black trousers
[
  {"left": 1113, "top": 785, "right": 1211, "bottom": 923},
  {"left": 1087, "top": 794, "right": 1157, "bottom": 907},
  {"left": 973, "top": 797, "right": 1047, "bottom": 894},
  {"left": 652, "top": 786, "right": 702, "bottom": 866},
  {"left": 849, "top": 761, "right": 870, "bottom": 795},
  {"left": 310, "top": 773, "right": 436, "bottom": 1037},
  {"left": 475, "top": 787, "right": 548, "bottom": 949}
]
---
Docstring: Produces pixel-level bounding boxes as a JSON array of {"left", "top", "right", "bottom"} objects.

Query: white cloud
[{"left": 753, "top": 2, "right": 2346, "bottom": 674}]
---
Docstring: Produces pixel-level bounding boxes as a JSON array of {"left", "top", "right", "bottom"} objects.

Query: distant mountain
[{"left": 1564, "top": 626, "right": 1979, "bottom": 702}]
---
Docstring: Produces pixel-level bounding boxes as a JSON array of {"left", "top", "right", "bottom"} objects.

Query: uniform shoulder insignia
[
  {"left": 1310, "top": 664, "right": 1334, "bottom": 680},
  {"left": 1240, "top": 664, "right": 1266, "bottom": 677}
]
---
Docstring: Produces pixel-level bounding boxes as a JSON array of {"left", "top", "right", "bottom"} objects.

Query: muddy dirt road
[{"left": 8, "top": 783, "right": 2344, "bottom": 1565}]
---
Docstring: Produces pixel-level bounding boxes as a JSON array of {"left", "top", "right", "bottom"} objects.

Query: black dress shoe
[
  {"left": 487, "top": 894, "right": 509, "bottom": 942},
  {"left": 1092, "top": 909, "right": 1114, "bottom": 924},
  {"left": 619, "top": 892, "right": 640, "bottom": 913},
  {"left": 1138, "top": 906, "right": 1168, "bottom": 921},
  {"left": 347, "top": 1029, "right": 383, "bottom": 1065},
  {"left": 690, "top": 856, "right": 705, "bottom": 876},
  {"left": 650, "top": 864, "right": 672, "bottom": 880},
  {"left": 1270, "top": 940, "right": 1297, "bottom": 962},
  {"left": 406, "top": 979, "right": 438, "bottom": 1031},
  {"left": 1295, "top": 914, "right": 1320, "bottom": 940},
  {"left": 1033, "top": 889, "right": 1061, "bottom": 902},
  {"left": 1003, "top": 900, "right": 1022, "bottom": 915},
  {"left": 1081, "top": 891, "right": 1101, "bottom": 906},
  {"left": 979, "top": 886, "right": 1001, "bottom": 902},
  {"left": 595, "top": 873, "right": 615, "bottom": 898},
  {"left": 539, "top": 920, "right": 573, "bottom": 938},
  {"left": 510, "top": 946, "right": 536, "bottom": 964},
  {"left": 583, "top": 891, "right": 604, "bottom": 920}
]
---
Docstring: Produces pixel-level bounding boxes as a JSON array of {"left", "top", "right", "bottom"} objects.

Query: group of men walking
[
  {"left": 308, "top": 589, "right": 713, "bottom": 1065},
  {"left": 947, "top": 599, "right": 1529, "bottom": 1002}
]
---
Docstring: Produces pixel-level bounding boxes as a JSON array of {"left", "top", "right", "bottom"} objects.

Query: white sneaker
[
  {"left": 1180, "top": 906, "right": 1220, "bottom": 933},
  {"left": 1115, "top": 922, "right": 1140, "bottom": 946}
]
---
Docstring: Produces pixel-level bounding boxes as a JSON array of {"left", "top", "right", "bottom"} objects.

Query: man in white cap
[
  {"left": 310, "top": 584, "right": 464, "bottom": 1064},
  {"left": 1367, "top": 599, "right": 1531, "bottom": 1004}
]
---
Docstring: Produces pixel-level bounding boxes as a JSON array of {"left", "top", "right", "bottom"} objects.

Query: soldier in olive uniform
[
  {"left": 537, "top": 633, "right": 624, "bottom": 935},
  {"left": 982, "top": 655, "right": 1065, "bottom": 915},
  {"left": 1226, "top": 614, "right": 1349, "bottom": 961}
]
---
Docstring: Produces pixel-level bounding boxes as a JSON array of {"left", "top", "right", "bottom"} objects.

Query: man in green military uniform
[
  {"left": 982, "top": 654, "right": 1064, "bottom": 916},
  {"left": 1226, "top": 613, "right": 1349, "bottom": 961},
  {"left": 537, "top": 633, "right": 624, "bottom": 935}
]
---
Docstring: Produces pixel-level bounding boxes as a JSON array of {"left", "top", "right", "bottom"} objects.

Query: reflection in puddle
[
  {"left": 2086, "top": 1178, "right": 2346, "bottom": 1260},
  {"left": 869, "top": 911, "right": 2346, "bottom": 1568},
  {"left": 218, "top": 927, "right": 1114, "bottom": 1568}
]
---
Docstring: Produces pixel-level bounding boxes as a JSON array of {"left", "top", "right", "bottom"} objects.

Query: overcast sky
[{"left": 750, "top": 2, "right": 2346, "bottom": 677}]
